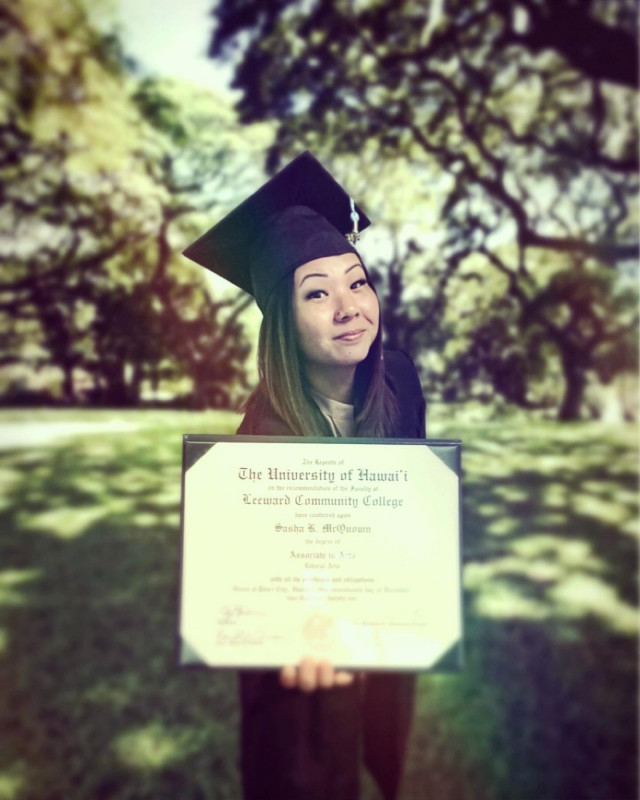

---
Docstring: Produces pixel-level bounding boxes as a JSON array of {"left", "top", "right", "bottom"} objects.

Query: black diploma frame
[{"left": 178, "top": 435, "right": 463, "bottom": 672}]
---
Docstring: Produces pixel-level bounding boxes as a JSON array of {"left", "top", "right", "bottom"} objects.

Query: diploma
[{"left": 178, "top": 436, "right": 463, "bottom": 671}]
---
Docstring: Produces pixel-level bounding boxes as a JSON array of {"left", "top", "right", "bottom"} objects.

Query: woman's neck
[{"left": 305, "top": 363, "right": 356, "bottom": 404}]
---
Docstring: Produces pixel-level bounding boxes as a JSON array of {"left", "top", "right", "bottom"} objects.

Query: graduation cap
[{"left": 182, "top": 151, "right": 371, "bottom": 312}]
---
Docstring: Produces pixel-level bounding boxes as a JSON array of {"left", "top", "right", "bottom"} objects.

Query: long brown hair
[{"left": 243, "top": 269, "right": 398, "bottom": 437}]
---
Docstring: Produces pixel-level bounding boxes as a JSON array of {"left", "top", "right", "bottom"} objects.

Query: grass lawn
[{"left": 0, "top": 410, "right": 637, "bottom": 800}]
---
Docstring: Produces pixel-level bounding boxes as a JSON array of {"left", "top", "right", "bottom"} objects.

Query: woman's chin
[
  {"left": 330, "top": 351, "right": 370, "bottom": 369},
  {"left": 331, "top": 339, "right": 374, "bottom": 365}
]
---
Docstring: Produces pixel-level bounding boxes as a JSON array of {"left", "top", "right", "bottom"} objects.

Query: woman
[{"left": 184, "top": 152, "right": 426, "bottom": 800}]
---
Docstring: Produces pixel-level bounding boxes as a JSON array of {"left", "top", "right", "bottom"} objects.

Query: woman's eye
[
  {"left": 305, "top": 289, "right": 326, "bottom": 300},
  {"left": 351, "top": 278, "right": 367, "bottom": 290}
]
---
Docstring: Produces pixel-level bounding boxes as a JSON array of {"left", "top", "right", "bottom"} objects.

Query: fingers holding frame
[{"left": 279, "top": 658, "right": 355, "bottom": 692}]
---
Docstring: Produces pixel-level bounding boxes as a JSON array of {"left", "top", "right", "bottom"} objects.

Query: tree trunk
[
  {"left": 129, "top": 363, "right": 142, "bottom": 406},
  {"left": 102, "top": 361, "right": 130, "bottom": 406},
  {"left": 61, "top": 363, "right": 75, "bottom": 403},
  {"left": 558, "top": 357, "right": 586, "bottom": 421}
]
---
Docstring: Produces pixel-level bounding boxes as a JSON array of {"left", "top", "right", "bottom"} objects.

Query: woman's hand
[{"left": 279, "top": 657, "right": 354, "bottom": 692}]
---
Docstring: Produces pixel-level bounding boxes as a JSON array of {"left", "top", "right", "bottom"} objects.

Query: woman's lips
[{"left": 334, "top": 329, "right": 366, "bottom": 342}]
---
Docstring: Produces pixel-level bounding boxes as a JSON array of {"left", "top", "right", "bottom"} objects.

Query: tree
[
  {"left": 0, "top": 0, "right": 264, "bottom": 406},
  {"left": 435, "top": 253, "right": 638, "bottom": 417},
  {"left": 1, "top": 0, "right": 151, "bottom": 401},
  {"left": 520, "top": 265, "right": 639, "bottom": 420},
  {"left": 208, "top": 0, "right": 638, "bottom": 418},
  {"left": 128, "top": 77, "right": 269, "bottom": 407}
]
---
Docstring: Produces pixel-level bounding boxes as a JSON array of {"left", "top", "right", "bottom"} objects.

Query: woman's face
[{"left": 292, "top": 252, "right": 380, "bottom": 372}]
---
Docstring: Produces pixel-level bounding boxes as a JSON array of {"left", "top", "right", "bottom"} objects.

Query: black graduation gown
[{"left": 236, "top": 350, "right": 426, "bottom": 800}]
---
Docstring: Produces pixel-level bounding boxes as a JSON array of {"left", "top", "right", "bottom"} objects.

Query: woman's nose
[{"left": 334, "top": 301, "right": 359, "bottom": 321}]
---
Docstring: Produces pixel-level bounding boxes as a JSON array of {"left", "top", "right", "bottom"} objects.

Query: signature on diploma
[
  {"left": 216, "top": 605, "right": 282, "bottom": 647},
  {"left": 218, "top": 604, "right": 264, "bottom": 625},
  {"left": 216, "top": 630, "right": 264, "bottom": 646}
]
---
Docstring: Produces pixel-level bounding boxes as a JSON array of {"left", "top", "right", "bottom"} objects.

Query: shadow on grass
[
  {"left": 403, "top": 422, "right": 638, "bottom": 800},
  {"left": 0, "top": 420, "right": 240, "bottom": 800},
  {"left": 0, "top": 417, "right": 637, "bottom": 800}
]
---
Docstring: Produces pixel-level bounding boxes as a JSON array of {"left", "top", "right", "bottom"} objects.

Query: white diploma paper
[{"left": 179, "top": 437, "right": 462, "bottom": 671}]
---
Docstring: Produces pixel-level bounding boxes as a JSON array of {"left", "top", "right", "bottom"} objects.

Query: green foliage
[
  {"left": 0, "top": 0, "right": 270, "bottom": 408},
  {"left": 208, "top": 0, "right": 639, "bottom": 419},
  {"left": 0, "top": 411, "right": 636, "bottom": 799},
  {"left": 431, "top": 255, "right": 639, "bottom": 416},
  {"left": 131, "top": 79, "right": 189, "bottom": 145}
]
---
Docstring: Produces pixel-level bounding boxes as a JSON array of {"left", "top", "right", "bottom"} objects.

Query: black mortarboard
[{"left": 182, "top": 151, "right": 371, "bottom": 312}]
